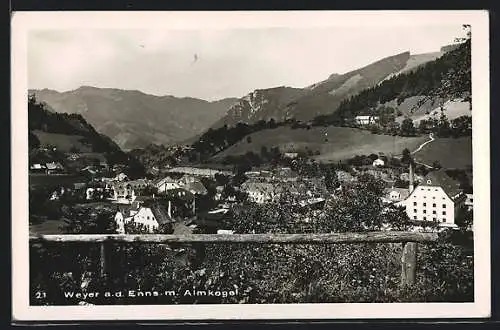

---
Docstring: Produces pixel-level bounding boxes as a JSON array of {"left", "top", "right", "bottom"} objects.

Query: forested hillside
[
  {"left": 313, "top": 39, "right": 471, "bottom": 126},
  {"left": 29, "top": 95, "right": 139, "bottom": 167}
]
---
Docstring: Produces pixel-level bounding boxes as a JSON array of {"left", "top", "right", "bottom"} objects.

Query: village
[{"left": 28, "top": 140, "right": 474, "bottom": 237}]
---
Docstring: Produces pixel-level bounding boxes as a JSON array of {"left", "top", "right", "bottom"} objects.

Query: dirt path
[
  {"left": 411, "top": 133, "right": 435, "bottom": 155},
  {"left": 411, "top": 133, "right": 435, "bottom": 168}
]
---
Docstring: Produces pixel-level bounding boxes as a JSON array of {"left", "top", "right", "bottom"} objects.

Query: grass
[
  {"left": 29, "top": 219, "right": 66, "bottom": 235},
  {"left": 29, "top": 174, "right": 88, "bottom": 188},
  {"left": 213, "top": 126, "right": 427, "bottom": 163},
  {"left": 33, "top": 130, "right": 93, "bottom": 152},
  {"left": 414, "top": 136, "right": 472, "bottom": 169}
]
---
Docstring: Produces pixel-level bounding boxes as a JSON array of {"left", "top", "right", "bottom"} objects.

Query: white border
[{"left": 11, "top": 10, "right": 490, "bottom": 321}]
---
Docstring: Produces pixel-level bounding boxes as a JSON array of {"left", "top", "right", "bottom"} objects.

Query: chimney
[{"left": 409, "top": 162, "right": 415, "bottom": 193}]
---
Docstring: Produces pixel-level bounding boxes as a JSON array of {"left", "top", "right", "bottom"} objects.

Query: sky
[{"left": 28, "top": 26, "right": 466, "bottom": 101}]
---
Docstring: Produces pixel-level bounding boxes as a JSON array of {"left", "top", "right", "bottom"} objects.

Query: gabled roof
[
  {"left": 149, "top": 203, "right": 173, "bottom": 225},
  {"left": 184, "top": 181, "right": 208, "bottom": 195},
  {"left": 420, "top": 169, "right": 462, "bottom": 199}
]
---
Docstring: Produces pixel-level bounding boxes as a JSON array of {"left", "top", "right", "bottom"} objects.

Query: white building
[
  {"left": 372, "top": 158, "right": 385, "bottom": 167},
  {"left": 355, "top": 115, "right": 379, "bottom": 125},
  {"left": 115, "top": 202, "right": 172, "bottom": 234},
  {"left": 405, "top": 170, "right": 465, "bottom": 228}
]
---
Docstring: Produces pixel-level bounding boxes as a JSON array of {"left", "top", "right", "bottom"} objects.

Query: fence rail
[{"left": 29, "top": 231, "right": 439, "bottom": 287}]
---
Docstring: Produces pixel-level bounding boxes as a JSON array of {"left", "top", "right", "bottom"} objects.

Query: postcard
[{"left": 11, "top": 10, "right": 490, "bottom": 321}]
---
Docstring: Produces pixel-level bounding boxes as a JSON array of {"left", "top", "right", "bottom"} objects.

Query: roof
[
  {"left": 154, "top": 176, "right": 176, "bottom": 186},
  {"left": 241, "top": 182, "right": 282, "bottom": 195},
  {"left": 420, "top": 169, "right": 462, "bottom": 199},
  {"left": 46, "top": 162, "right": 63, "bottom": 170},
  {"left": 184, "top": 181, "right": 208, "bottom": 195},
  {"left": 149, "top": 203, "right": 173, "bottom": 225}
]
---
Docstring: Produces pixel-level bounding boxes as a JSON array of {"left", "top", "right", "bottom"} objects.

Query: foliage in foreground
[{"left": 30, "top": 240, "right": 473, "bottom": 305}]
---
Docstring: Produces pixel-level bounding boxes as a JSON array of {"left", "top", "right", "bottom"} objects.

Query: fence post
[
  {"left": 100, "top": 241, "right": 107, "bottom": 279},
  {"left": 401, "top": 242, "right": 417, "bottom": 286}
]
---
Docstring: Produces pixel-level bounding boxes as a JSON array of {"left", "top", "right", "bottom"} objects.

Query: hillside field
[
  {"left": 413, "top": 136, "right": 472, "bottom": 169},
  {"left": 213, "top": 126, "right": 427, "bottom": 163},
  {"left": 33, "top": 130, "right": 92, "bottom": 152}
]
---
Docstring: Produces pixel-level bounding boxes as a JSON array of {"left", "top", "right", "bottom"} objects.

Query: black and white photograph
[{"left": 11, "top": 11, "right": 490, "bottom": 321}]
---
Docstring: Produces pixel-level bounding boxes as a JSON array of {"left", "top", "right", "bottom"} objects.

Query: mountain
[
  {"left": 212, "top": 86, "right": 308, "bottom": 128},
  {"left": 29, "top": 87, "right": 238, "bottom": 150},
  {"left": 212, "top": 47, "right": 452, "bottom": 129}
]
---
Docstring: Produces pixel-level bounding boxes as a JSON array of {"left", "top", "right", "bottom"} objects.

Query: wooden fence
[{"left": 29, "top": 231, "right": 439, "bottom": 287}]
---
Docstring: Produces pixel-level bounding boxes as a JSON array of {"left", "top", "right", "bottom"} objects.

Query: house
[
  {"left": 30, "top": 163, "right": 46, "bottom": 173},
  {"left": 127, "top": 179, "right": 150, "bottom": 191},
  {"left": 115, "top": 172, "right": 128, "bottom": 182},
  {"left": 382, "top": 187, "right": 410, "bottom": 206},
  {"left": 115, "top": 201, "right": 173, "bottom": 234},
  {"left": 372, "top": 158, "right": 385, "bottom": 167},
  {"left": 45, "top": 162, "right": 64, "bottom": 174},
  {"left": 178, "top": 176, "right": 208, "bottom": 195},
  {"left": 155, "top": 176, "right": 181, "bottom": 193},
  {"left": 240, "top": 181, "right": 282, "bottom": 204},
  {"left": 355, "top": 115, "right": 379, "bottom": 125},
  {"left": 465, "top": 193, "right": 473, "bottom": 211},
  {"left": 110, "top": 182, "right": 137, "bottom": 204},
  {"left": 405, "top": 169, "right": 465, "bottom": 228}
]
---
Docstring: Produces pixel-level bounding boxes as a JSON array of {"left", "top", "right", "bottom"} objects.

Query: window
[
  {"left": 427, "top": 189, "right": 430, "bottom": 191},
  {"left": 423, "top": 196, "right": 426, "bottom": 199},
  {"left": 423, "top": 217, "right": 427, "bottom": 221},
  {"left": 433, "top": 217, "right": 436, "bottom": 221},
  {"left": 423, "top": 203, "right": 427, "bottom": 207},
  {"left": 442, "top": 204, "right": 446, "bottom": 208},
  {"left": 442, "top": 219, "right": 446, "bottom": 223},
  {"left": 413, "top": 216, "right": 417, "bottom": 220},
  {"left": 423, "top": 210, "right": 427, "bottom": 214},
  {"left": 442, "top": 211, "right": 446, "bottom": 215},
  {"left": 432, "top": 203, "right": 436, "bottom": 207},
  {"left": 413, "top": 202, "right": 417, "bottom": 206},
  {"left": 432, "top": 210, "right": 436, "bottom": 214},
  {"left": 413, "top": 209, "right": 417, "bottom": 213}
]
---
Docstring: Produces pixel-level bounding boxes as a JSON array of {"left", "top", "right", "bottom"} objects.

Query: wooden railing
[{"left": 29, "top": 231, "right": 439, "bottom": 287}]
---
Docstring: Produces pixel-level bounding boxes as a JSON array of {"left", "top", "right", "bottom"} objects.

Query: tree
[
  {"left": 432, "top": 161, "right": 442, "bottom": 170},
  {"left": 401, "top": 148, "right": 413, "bottom": 166},
  {"left": 400, "top": 119, "right": 416, "bottom": 137},
  {"left": 324, "top": 168, "right": 340, "bottom": 192}
]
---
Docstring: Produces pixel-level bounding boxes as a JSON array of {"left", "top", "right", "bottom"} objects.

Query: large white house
[{"left": 405, "top": 169, "right": 465, "bottom": 228}]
